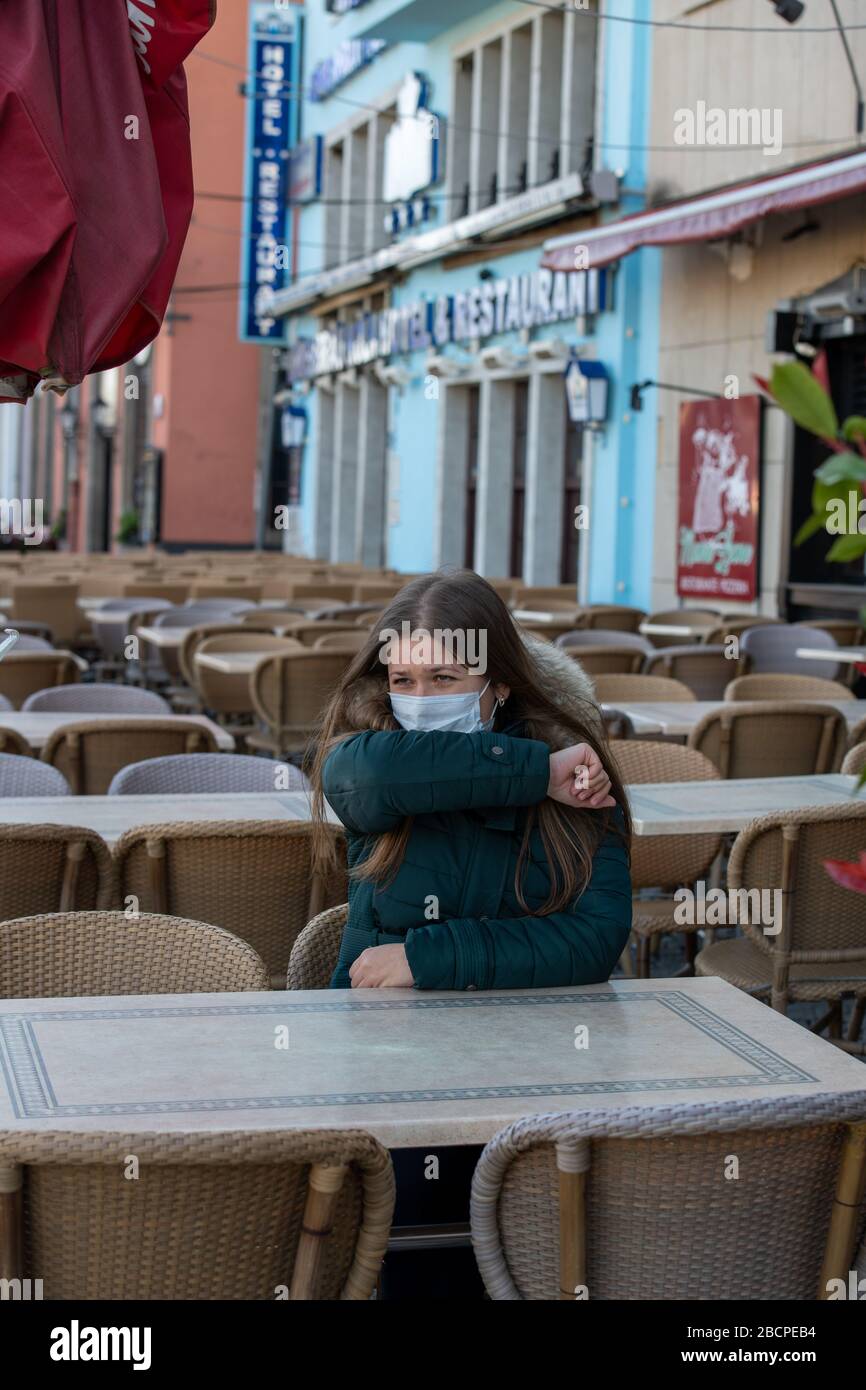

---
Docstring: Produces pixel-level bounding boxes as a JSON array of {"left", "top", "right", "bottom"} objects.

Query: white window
[{"left": 448, "top": 2, "right": 598, "bottom": 214}]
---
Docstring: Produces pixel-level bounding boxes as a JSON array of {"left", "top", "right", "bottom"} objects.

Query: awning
[{"left": 542, "top": 150, "right": 866, "bottom": 272}]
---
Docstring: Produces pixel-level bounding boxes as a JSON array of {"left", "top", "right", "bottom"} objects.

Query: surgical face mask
[{"left": 389, "top": 679, "right": 494, "bottom": 734}]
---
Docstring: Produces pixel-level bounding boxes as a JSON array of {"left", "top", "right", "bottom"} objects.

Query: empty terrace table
[
  {"left": 604, "top": 699, "right": 866, "bottom": 738},
  {"left": 629, "top": 773, "right": 865, "bottom": 836},
  {"left": 0, "top": 790, "right": 342, "bottom": 844},
  {"left": 638, "top": 620, "right": 713, "bottom": 640},
  {"left": 0, "top": 711, "right": 234, "bottom": 752},
  {"left": 797, "top": 645, "right": 866, "bottom": 667},
  {"left": 195, "top": 649, "right": 288, "bottom": 676},
  {"left": 1, "top": 982, "right": 864, "bottom": 1212}
]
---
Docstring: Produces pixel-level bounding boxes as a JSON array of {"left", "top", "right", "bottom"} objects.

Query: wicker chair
[
  {"left": 193, "top": 632, "right": 305, "bottom": 719},
  {"left": 108, "top": 752, "right": 310, "bottom": 795},
  {"left": 114, "top": 820, "right": 347, "bottom": 986},
  {"left": 0, "top": 910, "right": 270, "bottom": 998},
  {"left": 695, "top": 802, "right": 866, "bottom": 1050},
  {"left": 579, "top": 605, "right": 647, "bottom": 633},
  {"left": 41, "top": 719, "right": 220, "bottom": 795},
  {"left": 611, "top": 741, "right": 722, "bottom": 977},
  {"left": 594, "top": 673, "right": 695, "bottom": 703},
  {"left": 555, "top": 629, "right": 652, "bottom": 656},
  {"left": 281, "top": 621, "right": 367, "bottom": 646},
  {"left": 723, "top": 673, "right": 852, "bottom": 702},
  {"left": 0, "top": 652, "right": 81, "bottom": 709},
  {"left": 703, "top": 614, "right": 785, "bottom": 647},
  {"left": 600, "top": 709, "right": 636, "bottom": 741},
  {"left": 0, "top": 1127, "right": 394, "bottom": 1299},
  {"left": 0, "top": 729, "right": 35, "bottom": 757},
  {"left": 644, "top": 645, "right": 733, "bottom": 700},
  {"left": 841, "top": 743, "right": 866, "bottom": 777},
  {"left": 0, "top": 824, "right": 115, "bottom": 919},
  {"left": 287, "top": 903, "right": 349, "bottom": 989},
  {"left": 0, "top": 754, "right": 69, "bottom": 796},
  {"left": 248, "top": 649, "right": 354, "bottom": 757},
  {"left": 289, "top": 582, "right": 356, "bottom": 602},
  {"left": 10, "top": 583, "right": 81, "bottom": 645},
  {"left": 312, "top": 630, "right": 369, "bottom": 652},
  {"left": 23, "top": 682, "right": 171, "bottom": 714},
  {"left": 562, "top": 645, "right": 645, "bottom": 677},
  {"left": 7, "top": 634, "right": 53, "bottom": 652},
  {"left": 848, "top": 713, "right": 866, "bottom": 751},
  {"left": 794, "top": 618, "right": 864, "bottom": 647},
  {"left": 469, "top": 1096, "right": 866, "bottom": 1299},
  {"left": 688, "top": 702, "right": 848, "bottom": 778},
  {"left": 739, "top": 623, "right": 840, "bottom": 680}
]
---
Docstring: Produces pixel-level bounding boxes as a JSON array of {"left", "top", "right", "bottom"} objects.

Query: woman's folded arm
[
  {"left": 322, "top": 728, "right": 551, "bottom": 834},
  {"left": 403, "top": 830, "right": 632, "bottom": 990}
]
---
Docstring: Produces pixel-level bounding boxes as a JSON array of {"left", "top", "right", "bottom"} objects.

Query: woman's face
[{"left": 387, "top": 637, "right": 509, "bottom": 721}]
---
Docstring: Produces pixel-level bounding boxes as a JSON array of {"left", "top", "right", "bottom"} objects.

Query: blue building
[{"left": 271, "top": 0, "right": 660, "bottom": 610}]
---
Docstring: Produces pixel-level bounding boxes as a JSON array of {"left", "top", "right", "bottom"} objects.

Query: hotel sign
[
  {"left": 238, "top": 3, "right": 300, "bottom": 344},
  {"left": 285, "top": 268, "right": 608, "bottom": 381}
]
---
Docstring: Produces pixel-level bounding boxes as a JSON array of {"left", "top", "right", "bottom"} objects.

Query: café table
[
  {"left": 0, "top": 711, "right": 234, "bottom": 752},
  {"left": 0, "top": 790, "right": 340, "bottom": 844},
  {"left": 603, "top": 699, "right": 866, "bottom": 738},
  {"left": 629, "top": 773, "right": 864, "bottom": 836},
  {"left": 797, "top": 645, "right": 866, "bottom": 667},
  {"left": 638, "top": 621, "right": 711, "bottom": 640},
  {"left": 195, "top": 649, "right": 289, "bottom": 676},
  {"left": 1, "top": 977, "right": 863, "bottom": 1147},
  {"left": 136, "top": 624, "right": 189, "bottom": 650}
]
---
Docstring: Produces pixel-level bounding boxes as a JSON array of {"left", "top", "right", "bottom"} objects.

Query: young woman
[{"left": 309, "top": 569, "right": 632, "bottom": 992}]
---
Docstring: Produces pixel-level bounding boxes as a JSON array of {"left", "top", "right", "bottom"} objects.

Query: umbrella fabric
[{"left": 0, "top": 0, "right": 215, "bottom": 403}]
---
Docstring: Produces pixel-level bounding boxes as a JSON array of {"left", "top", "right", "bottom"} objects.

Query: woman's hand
[
  {"left": 349, "top": 943, "right": 415, "bottom": 988},
  {"left": 548, "top": 743, "right": 615, "bottom": 809}
]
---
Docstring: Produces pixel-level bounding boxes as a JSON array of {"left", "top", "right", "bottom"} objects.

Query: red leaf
[{"left": 823, "top": 858, "right": 866, "bottom": 894}]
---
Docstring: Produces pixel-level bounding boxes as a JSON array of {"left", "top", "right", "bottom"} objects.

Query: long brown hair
[{"left": 308, "top": 569, "right": 631, "bottom": 913}]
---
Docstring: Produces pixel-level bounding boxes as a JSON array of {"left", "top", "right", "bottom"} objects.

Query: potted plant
[
  {"left": 115, "top": 509, "right": 141, "bottom": 551},
  {"left": 756, "top": 359, "right": 866, "bottom": 788}
]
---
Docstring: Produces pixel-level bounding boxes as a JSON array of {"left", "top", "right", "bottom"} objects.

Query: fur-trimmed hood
[{"left": 340, "top": 629, "right": 601, "bottom": 751}]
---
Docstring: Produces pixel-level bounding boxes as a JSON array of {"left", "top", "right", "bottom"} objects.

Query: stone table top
[
  {"left": 0, "top": 711, "right": 234, "bottom": 751},
  {"left": 1, "top": 978, "right": 863, "bottom": 1148},
  {"left": 605, "top": 699, "right": 866, "bottom": 737},
  {"left": 0, "top": 789, "right": 340, "bottom": 842},
  {"left": 628, "top": 774, "right": 864, "bottom": 835}
]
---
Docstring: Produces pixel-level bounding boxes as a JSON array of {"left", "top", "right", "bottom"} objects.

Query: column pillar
[
  {"left": 474, "top": 378, "right": 514, "bottom": 576},
  {"left": 523, "top": 370, "right": 566, "bottom": 584}
]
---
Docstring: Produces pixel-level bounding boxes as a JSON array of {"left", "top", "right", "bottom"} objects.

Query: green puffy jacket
[{"left": 323, "top": 715, "right": 632, "bottom": 992}]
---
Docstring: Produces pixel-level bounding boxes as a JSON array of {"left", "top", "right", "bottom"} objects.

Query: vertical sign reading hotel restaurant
[
  {"left": 238, "top": 3, "right": 301, "bottom": 344},
  {"left": 677, "top": 395, "right": 761, "bottom": 601}
]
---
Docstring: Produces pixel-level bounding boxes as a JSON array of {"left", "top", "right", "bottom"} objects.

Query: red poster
[{"left": 677, "top": 395, "right": 761, "bottom": 602}]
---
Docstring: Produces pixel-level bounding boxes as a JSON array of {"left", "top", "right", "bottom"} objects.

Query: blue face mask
[{"left": 390, "top": 679, "right": 494, "bottom": 734}]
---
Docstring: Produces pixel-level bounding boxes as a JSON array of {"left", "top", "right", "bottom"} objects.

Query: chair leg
[
  {"left": 847, "top": 997, "right": 866, "bottom": 1043},
  {"left": 827, "top": 1001, "right": 843, "bottom": 1039},
  {"left": 635, "top": 934, "right": 651, "bottom": 980}
]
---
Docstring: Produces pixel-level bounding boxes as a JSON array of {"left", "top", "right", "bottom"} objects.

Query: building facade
[
  {"left": 544, "top": 0, "right": 866, "bottom": 623},
  {"left": 272, "top": 0, "right": 660, "bottom": 604},
  {"left": 1, "top": 0, "right": 275, "bottom": 555}
]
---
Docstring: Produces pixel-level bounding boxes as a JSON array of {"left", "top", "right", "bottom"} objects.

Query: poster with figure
[{"left": 677, "top": 395, "right": 761, "bottom": 601}]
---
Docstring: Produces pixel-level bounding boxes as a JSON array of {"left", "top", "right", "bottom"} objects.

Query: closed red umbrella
[{"left": 0, "top": 0, "right": 215, "bottom": 404}]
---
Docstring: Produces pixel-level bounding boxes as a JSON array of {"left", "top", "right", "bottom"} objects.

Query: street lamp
[{"left": 59, "top": 395, "right": 79, "bottom": 440}]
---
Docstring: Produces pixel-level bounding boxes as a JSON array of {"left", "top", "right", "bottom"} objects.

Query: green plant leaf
[
  {"left": 814, "top": 452, "right": 866, "bottom": 485},
  {"left": 842, "top": 416, "right": 866, "bottom": 442},
  {"left": 826, "top": 533, "right": 866, "bottom": 562},
  {"left": 769, "top": 361, "right": 839, "bottom": 440},
  {"left": 793, "top": 512, "right": 827, "bottom": 546}
]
